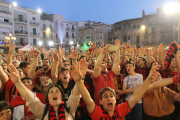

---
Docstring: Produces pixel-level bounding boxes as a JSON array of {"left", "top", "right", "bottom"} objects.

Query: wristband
[{"left": 172, "top": 75, "right": 180, "bottom": 84}]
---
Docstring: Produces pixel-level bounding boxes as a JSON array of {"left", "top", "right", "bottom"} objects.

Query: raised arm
[
  {"left": 7, "top": 42, "right": 15, "bottom": 65},
  {"left": 175, "top": 50, "right": 180, "bottom": 74},
  {"left": 146, "top": 48, "right": 151, "bottom": 68},
  {"left": 159, "top": 43, "right": 164, "bottom": 70},
  {"left": 58, "top": 46, "right": 63, "bottom": 68},
  {"left": 71, "top": 59, "right": 95, "bottom": 114},
  {"left": 112, "top": 39, "right": 120, "bottom": 75},
  {"left": 51, "top": 50, "right": 59, "bottom": 84},
  {"left": 0, "top": 65, "right": 8, "bottom": 84},
  {"left": 120, "top": 43, "right": 126, "bottom": 66},
  {"left": 93, "top": 44, "right": 110, "bottom": 78},
  {"left": 28, "top": 46, "right": 39, "bottom": 79},
  {"left": 128, "top": 63, "right": 160, "bottom": 109},
  {"left": 7, "top": 64, "right": 34, "bottom": 102}
]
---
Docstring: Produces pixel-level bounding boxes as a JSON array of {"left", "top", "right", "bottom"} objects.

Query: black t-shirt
[{"left": 56, "top": 80, "right": 75, "bottom": 101}]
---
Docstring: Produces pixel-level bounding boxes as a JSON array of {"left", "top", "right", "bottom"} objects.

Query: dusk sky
[{"left": 6, "top": 0, "right": 177, "bottom": 24}]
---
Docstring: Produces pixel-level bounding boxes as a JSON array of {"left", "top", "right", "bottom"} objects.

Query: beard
[{"left": 43, "top": 66, "right": 49, "bottom": 71}]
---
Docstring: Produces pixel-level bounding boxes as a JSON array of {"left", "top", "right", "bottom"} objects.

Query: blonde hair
[{"left": 40, "top": 76, "right": 53, "bottom": 93}]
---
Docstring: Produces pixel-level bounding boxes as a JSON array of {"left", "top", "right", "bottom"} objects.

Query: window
[
  {"left": 20, "top": 38, "right": 24, "bottom": 46},
  {"left": 32, "top": 17, "right": 36, "bottom": 23},
  {"left": 19, "top": 26, "right": 23, "bottom": 32},
  {"left": 161, "top": 35, "right": 166, "bottom": 43},
  {"left": 55, "top": 20, "right": 58, "bottom": 25},
  {"left": 72, "top": 33, "right": 74, "bottom": 38},
  {"left": 152, "top": 27, "right": 155, "bottom": 34},
  {"left": 49, "top": 25, "right": 52, "bottom": 30},
  {"left": 72, "top": 25, "right": 74, "bottom": 30},
  {"left": 137, "top": 36, "right": 139, "bottom": 43},
  {"left": 43, "top": 32, "right": 46, "bottom": 38},
  {"left": 145, "top": 28, "right": 148, "bottom": 34},
  {"left": 96, "top": 34, "right": 99, "bottom": 39},
  {"left": 145, "top": 19, "right": 148, "bottom": 25},
  {"left": 66, "top": 24, "right": 68, "bottom": 28},
  {"left": 86, "top": 36, "right": 90, "bottom": 40},
  {"left": 133, "top": 25, "right": 136, "bottom": 29},
  {"left": 33, "top": 28, "right": 36, "bottom": 35},
  {"left": 124, "top": 23, "right": 131, "bottom": 29},
  {"left": 152, "top": 18, "right": 155, "bottom": 24},
  {"left": 100, "top": 34, "right": 102, "bottom": 39},
  {"left": 100, "top": 28, "right": 102, "bottom": 32},
  {"left": 43, "top": 24, "right": 46, "bottom": 29},
  {"left": 4, "top": 19, "right": 9, "bottom": 23},
  {"left": 115, "top": 27, "right": 118, "bottom": 31},
  {"left": 66, "top": 32, "right": 68, "bottom": 37},
  {"left": 19, "top": 14, "right": 23, "bottom": 21},
  {"left": 33, "top": 39, "right": 36, "bottom": 46},
  {"left": 167, "top": 35, "right": 172, "bottom": 42}
]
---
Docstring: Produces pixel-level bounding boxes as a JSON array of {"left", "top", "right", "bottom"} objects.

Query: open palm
[
  {"left": 7, "top": 64, "right": 21, "bottom": 84},
  {"left": 71, "top": 59, "right": 89, "bottom": 82}
]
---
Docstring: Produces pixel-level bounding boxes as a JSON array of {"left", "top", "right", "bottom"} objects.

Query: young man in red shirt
[{"left": 92, "top": 39, "right": 120, "bottom": 105}]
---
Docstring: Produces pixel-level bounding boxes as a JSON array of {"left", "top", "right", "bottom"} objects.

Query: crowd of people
[{"left": 0, "top": 40, "right": 180, "bottom": 120}]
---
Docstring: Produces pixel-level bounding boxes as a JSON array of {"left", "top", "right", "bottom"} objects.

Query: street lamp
[
  {"left": 49, "top": 41, "right": 54, "bottom": 46},
  {"left": 70, "top": 41, "right": 73, "bottom": 45},
  {"left": 5, "top": 33, "right": 16, "bottom": 42},
  {"left": 164, "top": 1, "right": 180, "bottom": 44},
  {"left": 12, "top": 2, "right": 17, "bottom": 7},
  {"left": 38, "top": 41, "right": 43, "bottom": 46},
  {"left": 141, "top": 25, "right": 145, "bottom": 29},
  {"left": 37, "top": 9, "right": 42, "bottom": 14}
]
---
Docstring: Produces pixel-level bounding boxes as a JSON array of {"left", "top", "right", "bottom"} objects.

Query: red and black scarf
[
  {"left": 48, "top": 101, "right": 66, "bottom": 120},
  {"left": 164, "top": 42, "right": 178, "bottom": 72},
  {"left": 99, "top": 105, "right": 123, "bottom": 120}
]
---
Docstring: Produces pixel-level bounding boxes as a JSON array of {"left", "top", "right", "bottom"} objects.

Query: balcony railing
[
  {"left": 96, "top": 30, "right": 103, "bottom": 33},
  {"left": 66, "top": 27, "right": 70, "bottom": 31},
  {"left": 66, "top": 35, "right": 70, "bottom": 38},
  {"left": 14, "top": 18, "right": 27, "bottom": 23},
  {"left": 30, "top": 21, "right": 39, "bottom": 26},
  {"left": 0, "top": 21, "right": 12, "bottom": 25},
  {"left": 15, "top": 30, "right": 28, "bottom": 34},
  {"left": 30, "top": 32, "right": 40, "bottom": 36},
  {"left": 72, "top": 36, "right": 76, "bottom": 38},
  {"left": 72, "top": 28, "right": 75, "bottom": 31},
  {"left": 0, "top": 10, "right": 11, "bottom": 15},
  {"left": 15, "top": 42, "right": 28, "bottom": 46},
  {"left": 0, "top": 31, "right": 9, "bottom": 35}
]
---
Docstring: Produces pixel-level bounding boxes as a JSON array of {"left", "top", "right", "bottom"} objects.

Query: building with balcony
[
  {"left": 41, "top": 13, "right": 77, "bottom": 51},
  {"left": 111, "top": 7, "right": 179, "bottom": 47},
  {"left": 76, "top": 21, "right": 112, "bottom": 50},
  {"left": 39, "top": 19, "right": 56, "bottom": 48}
]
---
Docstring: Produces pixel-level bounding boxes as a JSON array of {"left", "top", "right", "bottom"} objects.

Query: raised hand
[
  {"left": 7, "top": 64, "right": 21, "bottom": 84},
  {"left": 102, "top": 44, "right": 111, "bottom": 54},
  {"left": 101, "top": 42, "right": 104, "bottom": 48},
  {"left": 53, "top": 50, "right": 59, "bottom": 61},
  {"left": 30, "top": 45, "right": 39, "bottom": 57},
  {"left": 70, "top": 51, "right": 78, "bottom": 60},
  {"left": 71, "top": 59, "right": 89, "bottom": 82},
  {"left": 114, "top": 39, "right": 120, "bottom": 50},
  {"left": 36, "top": 69, "right": 43, "bottom": 76},
  {"left": 159, "top": 43, "right": 164, "bottom": 53},
  {"left": 9, "top": 42, "right": 15, "bottom": 52},
  {"left": 92, "top": 42, "right": 96, "bottom": 49},
  {"left": 148, "top": 63, "right": 160, "bottom": 79}
]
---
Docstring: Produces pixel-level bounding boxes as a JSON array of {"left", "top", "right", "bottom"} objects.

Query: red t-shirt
[
  {"left": 89, "top": 100, "right": 131, "bottom": 120},
  {"left": 3, "top": 78, "right": 19, "bottom": 103},
  {"left": 10, "top": 93, "right": 45, "bottom": 120},
  {"left": 92, "top": 70, "right": 116, "bottom": 105}
]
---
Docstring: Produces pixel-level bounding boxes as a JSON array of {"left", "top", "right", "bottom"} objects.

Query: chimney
[{"left": 142, "top": 10, "right": 145, "bottom": 17}]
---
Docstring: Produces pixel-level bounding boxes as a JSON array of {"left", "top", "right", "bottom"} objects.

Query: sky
[{"left": 6, "top": 0, "right": 178, "bottom": 24}]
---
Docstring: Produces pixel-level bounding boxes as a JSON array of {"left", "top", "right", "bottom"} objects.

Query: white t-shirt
[{"left": 123, "top": 73, "right": 143, "bottom": 103}]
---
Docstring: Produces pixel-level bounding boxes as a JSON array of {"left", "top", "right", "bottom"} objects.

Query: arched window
[
  {"left": 124, "top": 23, "right": 131, "bottom": 29},
  {"left": 115, "top": 27, "right": 118, "bottom": 31},
  {"left": 133, "top": 25, "right": 136, "bottom": 29}
]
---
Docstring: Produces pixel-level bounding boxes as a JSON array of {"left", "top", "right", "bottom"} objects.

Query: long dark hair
[{"left": 0, "top": 101, "right": 13, "bottom": 118}]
